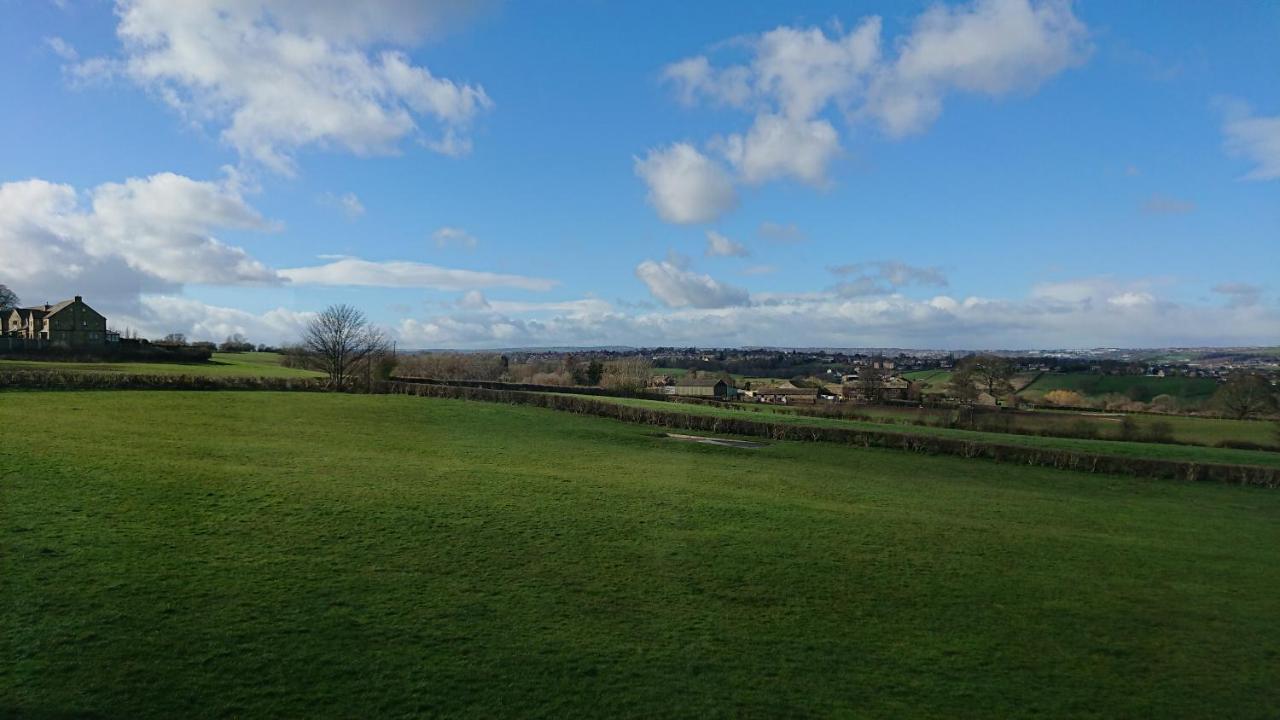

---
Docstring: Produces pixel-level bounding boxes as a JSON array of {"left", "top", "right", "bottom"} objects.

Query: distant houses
[{"left": 3, "top": 296, "right": 113, "bottom": 348}]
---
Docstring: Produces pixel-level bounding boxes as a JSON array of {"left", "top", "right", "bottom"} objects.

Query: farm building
[
  {"left": 755, "top": 387, "right": 820, "bottom": 404},
  {"left": 671, "top": 377, "right": 733, "bottom": 398},
  {"left": 5, "top": 296, "right": 109, "bottom": 348}
]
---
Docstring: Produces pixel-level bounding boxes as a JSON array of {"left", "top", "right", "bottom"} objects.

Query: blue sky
[{"left": 1, "top": 0, "right": 1277, "bottom": 349}]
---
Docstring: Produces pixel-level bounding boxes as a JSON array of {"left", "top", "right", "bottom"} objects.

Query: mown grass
[
  {"left": 0, "top": 352, "right": 322, "bottom": 379},
  {"left": 576, "top": 394, "right": 1280, "bottom": 468},
  {"left": 3, "top": 391, "right": 1279, "bottom": 718}
]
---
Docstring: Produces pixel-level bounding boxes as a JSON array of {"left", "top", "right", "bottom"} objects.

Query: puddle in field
[{"left": 665, "top": 433, "right": 767, "bottom": 449}]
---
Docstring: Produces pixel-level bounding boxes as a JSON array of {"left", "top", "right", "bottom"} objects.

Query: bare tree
[
  {"left": 601, "top": 356, "right": 652, "bottom": 392},
  {"left": 856, "top": 365, "right": 886, "bottom": 403},
  {"left": 219, "top": 333, "right": 253, "bottom": 353},
  {"left": 0, "top": 284, "right": 18, "bottom": 312},
  {"left": 950, "top": 354, "right": 1016, "bottom": 400},
  {"left": 1213, "top": 373, "right": 1277, "bottom": 420},
  {"left": 302, "top": 304, "right": 389, "bottom": 389}
]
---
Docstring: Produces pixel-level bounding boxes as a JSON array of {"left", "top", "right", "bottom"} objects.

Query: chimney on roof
[{"left": 75, "top": 295, "right": 82, "bottom": 303}]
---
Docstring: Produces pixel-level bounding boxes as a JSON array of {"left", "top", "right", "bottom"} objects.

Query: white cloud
[
  {"left": 45, "top": 36, "right": 78, "bottom": 61},
  {"left": 758, "top": 221, "right": 806, "bottom": 244},
  {"left": 114, "top": 295, "right": 316, "bottom": 344},
  {"left": 742, "top": 264, "right": 777, "bottom": 276},
  {"left": 1106, "top": 291, "right": 1155, "bottom": 308},
  {"left": 1212, "top": 282, "right": 1263, "bottom": 308},
  {"left": 80, "top": 0, "right": 493, "bottom": 174},
  {"left": 662, "top": 55, "right": 752, "bottom": 108},
  {"left": 392, "top": 282, "right": 1280, "bottom": 350},
  {"left": 718, "top": 113, "right": 841, "bottom": 186},
  {"left": 1222, "top": 105, "right": 1280, "bottom": 181},
  {"left": 279, "top": 257, "right": 556, "bottom": 291},
  {"left": 432, "top": 226, "right": 478, "bottom": 249},
  {"left": 0, "top": 172, "right": 278, "bottom": 315},
  {"left": 829, "top": 261, "right": 948, "bottom": 296},
  {"left": 705, "top": 230, "right": 749, "bottom": 258},
  {"left": 319, "top": 191, "right": 365, "bottom": 219},
  {"left": 864, "top": 0, "right": 1090, "bottom": 136},
  {"left": 635, "top": 259, "right": 750, "bottom": 309},
  {"left": 634, "top": 143, "right": 738, "bottom": 224},
  {"left": 644, "top": 0, "right": 1088, "bottom": 219}
]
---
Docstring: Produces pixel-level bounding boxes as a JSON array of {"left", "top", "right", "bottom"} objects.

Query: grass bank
[
  {"left": 3, "top": 391, "right": 1278, "bottom": 717},
  {"left": 569, "top": 393, "right": 1280, "bottom": 469},
  {"left": 0, "top": 351, "right": 321, "bottom": 378}
]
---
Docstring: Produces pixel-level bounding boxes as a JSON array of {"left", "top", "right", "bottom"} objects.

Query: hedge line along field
[
  {"left": 0, "top": 351, "right": 322, "bottom": 379},
  {"left": 778, "top": 402, "right": 1279, "bottom": 449},
  {"left": 3, "top": 391, "right": 1279, "bottom": 718},
  {"left": 574, "top": 394, "right": 1280, "bottom": 468}
]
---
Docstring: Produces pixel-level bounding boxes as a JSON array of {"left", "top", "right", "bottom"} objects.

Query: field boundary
[
  {"left": 388, "top": 380, "right": 1280, "bottom": 488},
  {"left": 0, "top": 370, "right": 330, "bottom": 391}
]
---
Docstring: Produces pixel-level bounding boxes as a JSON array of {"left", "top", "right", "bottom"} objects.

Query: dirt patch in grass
[{"left": 665, "top": 432, "right": 767, "bottom": 449}]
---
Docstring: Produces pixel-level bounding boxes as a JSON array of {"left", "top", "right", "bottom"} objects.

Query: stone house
[{"left": 6, "top": 296, "right": 109, "bottom": 347}]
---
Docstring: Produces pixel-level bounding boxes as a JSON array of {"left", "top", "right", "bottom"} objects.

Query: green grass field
[
  {"left": 1020, "top": 372, "right": 1219, "bottom": 402},
  {"left": 575, "top": 394, "right": 1280, "bottom": 468},
  {"left": 3, "top": 391, "right": 1278, "bottom": 717},
  {"left": 0, "top": 352, "right": 322, "bottom": 379}
]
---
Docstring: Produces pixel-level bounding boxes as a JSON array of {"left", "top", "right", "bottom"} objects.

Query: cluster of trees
[
  {"left": 947, "top": 354, "right": 1017, "bottom": 402},
  {"left": 1213, "top": 373, "right": 1277, "bottom": 420},
  {"left": 0, "top": 284, "right": 18, "bottom": 313},
  {"left": 396, "top": 351, "right": 652, "bottom": 392}
]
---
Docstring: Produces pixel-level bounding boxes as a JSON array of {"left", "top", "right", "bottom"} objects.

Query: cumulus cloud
[
  {"left": 635, "top": 259, "right": 750, "bottom": 308},
  {"left": 279, "top": 257, "right": 556, "bottom": 291},
  {"left": 705, "top": 230, "right": 749, "bottom": 258},
  {"left": 644, "top": 0, "right": 1089, "bottom": 219},
  {"left": 758, "top": 221, "right": 806, "bottom": 244},
  {"left": 392, "top": 282, "right": 1280, "bottom": 350},
  {"left": 45, "top": 36, "right": 78, "bottom": 61},
  {"left": 1221, "top": 104, "right": 1280, "bottom": 181},
  {"left": 78, "top": 0, "right": 493, "bottom": 174},
  {"left": 432, "top": 226, "right": 479, "bottom": 249},
  {"left": 113, "top": 295, "right": 316, "bottom": 343},
  {"left": 0, "top": 172, "right": 278, "bottom": 315},
  {"left": 863, "top": 0, "right": 1090, "bottom": 136},
  {"left": 319, "top": 191, "right": 365, "bottom": 219},
  {"left": 829, "top": 260, "right": 948, "bottom": 296},
  {"left": 634, "top": 143, "right": 738, "bottom": 224},
  {"left": 718, "top": 113, "right": 841, "bottom": 186},
  {"left": 1213, "top": 282, "right": 1263, "bottom": 308}
]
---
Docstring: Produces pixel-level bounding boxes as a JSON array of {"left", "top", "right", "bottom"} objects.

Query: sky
[{"left": 1, "top": 0, "right": 1277, "bottom": 350}]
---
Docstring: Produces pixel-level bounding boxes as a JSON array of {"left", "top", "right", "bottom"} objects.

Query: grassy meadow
[
  {"left": 1020, "top": 372, "right": 1219, "bottom": 402},
  {"left": 0, "top": 351, "right": 322, "bottom": 379},
  {"left": 3, "top": 391, "right": 1279, "bottom": 718},
  {"left": 577, "top": 394, "right": 1280, "bottom": 468}
]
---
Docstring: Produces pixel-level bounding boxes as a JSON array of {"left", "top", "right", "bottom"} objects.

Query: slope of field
[
  {"left": 1020, "top": 372, "right": 1218, "bottom": 401},
  {"left": 3, "top": 391, "right": 1278, "bottom": 718},
  {"left": 0, "top": 352, "right": 321, "bottom": 378},
  {"left": 573, "top": 394, "right": 1280, "bottom": 468}
]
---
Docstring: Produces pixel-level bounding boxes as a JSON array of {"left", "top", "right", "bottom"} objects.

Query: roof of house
[
  {"left": 676, "top": 377, "right": 727, "bottom": 388},
  {"left": 756, "top": 387, "right": 819, "bottom": 396},
  {"left": 42, "top": 299, "right": 77, "bottom": 316}
]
